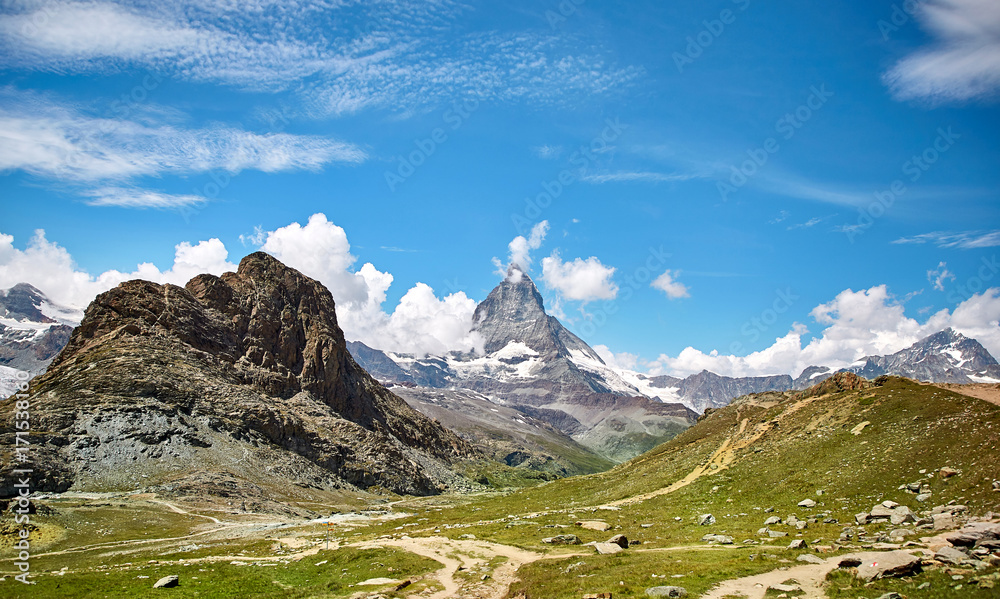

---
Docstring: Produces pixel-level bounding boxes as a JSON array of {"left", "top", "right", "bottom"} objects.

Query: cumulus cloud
[
  {"left": 257, "top": 213, "right": 482, "bottom": 356},
  {"left": 502, "top": 220, "right": 549, "bottom": 274},
  {"left": 645, "top": 285, "right": 1000, "bottom": 378},
  {"left": 883, "top": 0, "right": 1000, "bottom": 102},
  {"left": 651, "top": 270, "right": 690, "bottom": 299},
  {"left": 0, "top": 229, "right": 236, "bottom": 308},
  {"left": 541, "top": 252, "right": 618, "bottom": 302},
  {"left": 0, "top": 214, "right": 481, "bottom": 356}
]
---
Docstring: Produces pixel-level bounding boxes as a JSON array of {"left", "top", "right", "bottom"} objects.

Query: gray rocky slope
[{"left": 0, "top": 253, "right": 477, "bottom": 498}]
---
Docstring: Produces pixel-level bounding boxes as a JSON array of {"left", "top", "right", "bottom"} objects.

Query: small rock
[
  {"left": 798, "top": 499, "right": 816, "bottom": 508},
  {"left": 768, "top": 530, "right": 788, "bottom": 538},
  {"left": 577, "top": 521, "right": 612, "bottom": 532},
  {"left": 593, "top": 542, "right": 624, "bottom": 555},
  {"left": 855, "top": 512, "right": 870, "bottom": 525},
  {"left": 797, "top": 554, "right": 825, "bottom": 564},
  {"left": 153, "top": 575, "right": 179, "bottom": 589},
  {"left": 935, "top": 545, "right": 969, "bottom": 565},
  {"left": 764, "top": 516, "right": 782, "bottom": 526},
  {"left": 698, "top": 514, "right": 716, "bottom": 526},
  {"left": 607, "top": 534, "right": 629, "bottom": 549},
  {"left": 788, "top": 539, "right": 807, "bottom": 550},
  {"left": 543, "top": 535, "right": 582, "bottom": 545},
  {"left": 933, "top": 514, "right": 959, "bottom": 531},
  {"left": 939, "top": 467, "right": 959, "bottom": 478},
  {"left": 876, "top": 593, "right": 902, "bottom": 599},
  {"left": 701, "top": 534, "right": 733, "bottom": 545},
  {"left": 916, "top": 493, "right": 932, "bottom": 502},
  {"left": 881, "top": 500, "right": 899, "bottom": 509},
  {"left": 645, "top": 586, "right": 686, "bottom": 597}
]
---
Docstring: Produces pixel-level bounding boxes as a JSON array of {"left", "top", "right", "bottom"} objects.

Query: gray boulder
[
  {"left": 698, "top": 514, "right": 715, "bottom": 526},
  {"left": 788, "top": 539, "right": 807, "bottom": 550},
  {"left": 797, "top": 553, "right": 825, "bottom": 564},
  {"left": 607, "top": 534, "right": 629, "bottom": 549},
  {"left": 935, "top": 545, "right": 969, "bottom": 565},
  {"left": 764, "top": 516, "right": 782, "bottom": 526},
  {"left": 843, "top": 551, "right": 922, "bottom": 581},
  {"left": 701, "top": 534, "right": 733, "bottom": 545},
  {"left": 542, "top": 534, "right": 581, "bottom": 545},
  {"left": 646, "top": 586, "right": 686, "bottom": 597},
  {"left": 153, "top": 575, "right": 179, "bottom": 589}
]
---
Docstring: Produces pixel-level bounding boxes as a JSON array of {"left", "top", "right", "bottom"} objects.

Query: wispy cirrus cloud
[
  {"left": 883, "top": 0, "right": 1000, "bottom": 103},
  {"left": 0, "top": 1, "right": 644, "bottom": 116},
  {"left": 0, "top": 88, "right": 366, "bottom": 182},
  {"left": 83, "top": 187, "right": 207, "bottom": 209},
  {"left": 582, "top": 171, "right": 702, "bottom": 184},
  {"left": 892, "top": 230, "right": 1000, "bottom": 249}
]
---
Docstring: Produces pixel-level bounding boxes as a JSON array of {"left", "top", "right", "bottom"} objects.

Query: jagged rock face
[
  {"left": 473, "top": 265, "right": 599, "bottom": 361},
  {"left": 0, "top": 252, "right": 476, "bottom": 498}
]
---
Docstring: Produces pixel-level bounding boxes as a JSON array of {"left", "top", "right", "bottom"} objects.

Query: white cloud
[
  {"left": 541, "top": 252, "right": 618, "bottom": 302},
  {"left": 84, "top": 187, "right": 206, "bottom": 209},
  {"left": 0, "top": 214, "right": 482, "bottom": 356},
  {"left": 892, "top": 230, "right": 1000, "bottom": 249},
  {"left": 645, "top": 285, "right": 1000, "bottom": 378},
  {"left": 0, "top": 2, "right": 644, "bottom": 115},
  {"left": 651, "top": 270, "right": 690, "bottom": 299},
  {"left": 506, "top": 220, "right": 549, "bottom": 272},
  {"left": 928, "top": 261, "right": 956, "bottom": 291},
  {"left": 593, "top": 344, "right": 639, "bottom": 371},
  {"left": 582, "top": 171, "right": 700, "bottom": 184},
  {"left": 0, "top": 229, "right": 236, "bottom": 308},
  {"left": 884, "top": 0, "right": 1000, "bottom": 102},
  {"left": 0, "top": 90, "right": 366, "bottom": 182},
  {"left": 258, "top": 213, "right": 482, "bottom": 356}
]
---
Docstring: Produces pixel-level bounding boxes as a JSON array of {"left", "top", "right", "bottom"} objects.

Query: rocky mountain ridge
[{"left": 0, "top": 253, "right": 477, "bottom": 498}]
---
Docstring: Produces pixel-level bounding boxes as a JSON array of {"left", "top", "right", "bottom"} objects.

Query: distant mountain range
[
  {"left": 348, "top": 268, "right": 1000, "bottom": 460},
  {"left": 5, "top": 266, "right": 1000, "bottom": 467}
]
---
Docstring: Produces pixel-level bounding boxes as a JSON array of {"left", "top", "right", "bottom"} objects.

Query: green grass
[
  {"left": 3, "top": 547, "right": 441, "bottom": 599},
  {"left": 510, "top": 548, "right": 799, "bottom": 598},
  {"left": 826, "top": 567, "right": 1000, "bottom": 598}
]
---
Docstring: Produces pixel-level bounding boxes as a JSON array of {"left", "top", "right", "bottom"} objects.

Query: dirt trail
[
  {"left": 149, "top": 499, "right": 223, "bottom": 524},
  {"left": 357, "top": 536, "right": 561, "bottom": 599},
  {"left": 699, "top": 555, "right": 843, "bottom": 599}
]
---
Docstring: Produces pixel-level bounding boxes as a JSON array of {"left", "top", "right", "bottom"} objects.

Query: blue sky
[{"left": 1, "top": 0, "right": 999, "bottom": 377}]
